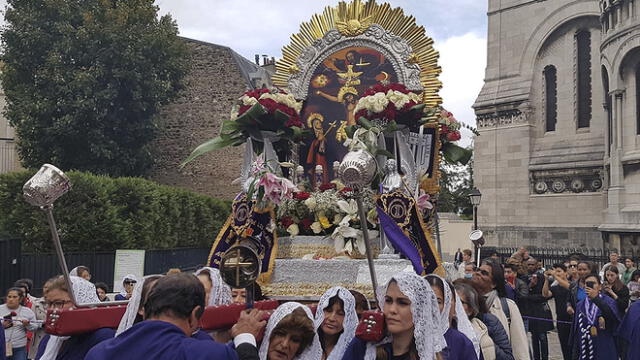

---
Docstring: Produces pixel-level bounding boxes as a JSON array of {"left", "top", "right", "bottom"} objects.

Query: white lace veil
[
  {"left": 40, "top": 276, "right": 100, "bottom": 360},
  {"left": 425, "top": 274, "right": 452, "bottom": 340},
  {"left": 118, "top": 274, "right": 138, "bottom": 297},
  {"left": 364, "top": 271, "right": 445, "bottom": 360},
  {"left": 454, "top": 290, "right": 481, "bottom": 358},
  {"left": 116, "top": 275, "right": 162, "bottom": 336},
  {"left": 313, "top": 287, "right": 358, "bottom": 360},
  {"left": 258, "top": 302, "right": 322, "bottom": 360},
  {"left": 195, "top": 267, "right": 232, "bottom": 306}
]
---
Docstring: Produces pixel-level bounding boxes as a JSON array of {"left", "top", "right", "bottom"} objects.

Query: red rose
[
  {"left": 381, "top": 103, "right": 397, "bottom": 120},
  {"left": 238, "top": 105, "right": 252, "bottom": 116},
  {"left": 355, "top": 109, "right": 368, "bottom": 122},
  {"left": 300, "top": 218, "right": 313, "bottom": 229},
  {"left": 319, "top": 183, "right": 336, "bottom": 191},
  {"left": 280, "top": 216, "right": 294, "bottom": 228},
  {"left": 447, "top": 131, "right": 461, "bottom": 141},
  {"left": 339, "top": 187, "right": 354, "bottom": 194},
  {"left": 294, "top": 192, "right": 311, "bottom": 200}
]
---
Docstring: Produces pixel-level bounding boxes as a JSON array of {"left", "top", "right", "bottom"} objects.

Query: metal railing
[{"left": 480, "top": 246, "right": 640, "bottom": 270}]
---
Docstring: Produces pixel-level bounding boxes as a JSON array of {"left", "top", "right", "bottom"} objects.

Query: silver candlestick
[{"left": 338, "top": 150, "right": 379, "bottom": 300}]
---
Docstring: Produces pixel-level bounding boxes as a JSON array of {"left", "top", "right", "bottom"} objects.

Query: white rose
[
  {"left": 241, "top": 96, "right": 258, "bottom": 107},
  {"left": 286, "top": 223, "right": 300, "bottom": 237},
  {"left": 304, "top": 197, "right": 317, "bottom": 210},
  {"left": 311, "top": 221, "right": 323, "bottom": 234},
  {"left": 387, "top": 90, "right": 409, "bottom": 109}
]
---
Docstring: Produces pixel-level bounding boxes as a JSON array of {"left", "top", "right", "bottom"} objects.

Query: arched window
[
  {"left": 636, "top": 64, "right": 640, "bottom": 135},
  {"left": 576, "top": 31, "right": 592, "bottom": 128},
  {"left": 544, "top": 65, "right": 557, "bottom": 132}
]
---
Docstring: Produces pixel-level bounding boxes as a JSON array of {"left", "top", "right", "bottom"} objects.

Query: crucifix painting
[{"left": 300, "top": 46, "right": 398, "bottom": 184}]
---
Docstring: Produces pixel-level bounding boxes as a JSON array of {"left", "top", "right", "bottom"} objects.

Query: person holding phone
[{"left": 570, "top": 274, "right": 620, "bottom": 360}]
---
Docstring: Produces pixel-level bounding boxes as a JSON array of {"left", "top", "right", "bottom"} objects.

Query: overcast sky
[{"left": 1, "top": 0, "right": 488, "bottom": 138}]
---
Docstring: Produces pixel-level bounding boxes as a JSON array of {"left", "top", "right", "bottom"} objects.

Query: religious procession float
[{"left": 20, "top": 0, "right": 476, "bottom": 335}]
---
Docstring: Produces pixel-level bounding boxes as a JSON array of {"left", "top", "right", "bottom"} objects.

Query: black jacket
[
  {"left": 482, "top": 312, "right": 515, "bottom": 360},
  {"left": 236, "top": 343, "right": 259, "bottom": 360}
]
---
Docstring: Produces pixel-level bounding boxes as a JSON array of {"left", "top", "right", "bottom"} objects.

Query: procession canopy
[{"left": 272, "top": 0, "right": 442, "bottom": 193}]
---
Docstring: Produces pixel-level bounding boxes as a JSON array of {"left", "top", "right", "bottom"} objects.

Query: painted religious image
[{"left": 300, "top": 46, "right": 397, "bottom": 184}]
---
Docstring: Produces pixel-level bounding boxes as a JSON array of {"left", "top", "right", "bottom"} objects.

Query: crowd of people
[{"left": 0, "top": 251, "right": 639, "bottom": 360}]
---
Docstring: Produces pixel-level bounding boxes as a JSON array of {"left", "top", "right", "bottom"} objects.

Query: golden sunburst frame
[
  {"left": 273, "top": 0, "right": 442, "bottom": 194},
  {"left": 272, "top": 0, "right": 442, "bottom": 110}
]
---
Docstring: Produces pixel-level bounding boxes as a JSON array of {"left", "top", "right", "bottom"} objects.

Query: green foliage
[
  {"left": 1, "top": 0, "right": 189, "bottom": 176},
  {"left": 0, "top": 171, "right": 230, "bottom": 252},
  {"left": 437, "top": 160, "right": 474, "bottom": 218}
]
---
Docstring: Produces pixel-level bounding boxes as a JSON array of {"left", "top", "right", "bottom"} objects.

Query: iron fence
[
  {"left": 480, "top": 246, "right": 640, "bottom": 270},
  {"left": 1, "top": 245, "right": 210, "bottom": 297}
]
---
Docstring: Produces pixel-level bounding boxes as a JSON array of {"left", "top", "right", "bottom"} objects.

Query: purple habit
[
  {"left": 618, "top": 301, "right": 640, "bottom": 360},
  {"left": 85, "top": 320, "right": 238, "bottom": 360},
  {"left": 35, "top": 328, "right": 115, "bottom": 360},
  {"left": 443, "top": 328, "right": 478, "bottom": 360}
]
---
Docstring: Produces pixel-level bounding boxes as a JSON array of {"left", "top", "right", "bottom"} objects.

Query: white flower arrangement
[
  {"left": 353, "top": 90, "right": 421, "bottom": 114},
  {"left": 239, "top": 92, "right": 303, "bottom": 114}
]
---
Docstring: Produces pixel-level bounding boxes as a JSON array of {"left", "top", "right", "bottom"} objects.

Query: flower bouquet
[
  {"left": 353, "top": 83, "right": 425, "bottom": 133},
  {"left": 276, "top": 179, "right": 378, "bottom": 257},
  {"left": 437, "top": 109, "right": 477, "bottom": 165},
  {"left": 245, "top": 157, "right": 297, "bottom": 208},
  {"left": 182, "top": 88, "right": 309, "bottom": 165}
]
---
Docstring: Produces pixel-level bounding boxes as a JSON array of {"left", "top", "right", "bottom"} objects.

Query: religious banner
[
  {"left": 207, "top": 193, "right": 278, "bottom": 283},
  {"left": 376, "top": 191, "right": 443, "bottom": 276}
]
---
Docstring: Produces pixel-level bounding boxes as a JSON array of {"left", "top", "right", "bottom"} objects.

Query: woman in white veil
[
  {"left": 425, "top": 275, "right": 478, "bottom": 360},
  {"left": 313, "top": 286, "right": 358, "bottom": 360},
  {"left": 195, "top": 267, "right": 232, "bottom": 306},
  {"left": 115, "top": 275, "right": 163, "bottom": 336},
  {"left": 258, "top": 302, "right": 322, "bottom": 360},
  {"left": 38, "top": 275, "right": 114, "bottom": 360},
  {"left": 342, "top": 271, "right": 445, "bottom": 360}
]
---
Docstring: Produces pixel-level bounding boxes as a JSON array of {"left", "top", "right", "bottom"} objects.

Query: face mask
[{"left": 464, "top": 273, "right": 473, "bottom": 279}]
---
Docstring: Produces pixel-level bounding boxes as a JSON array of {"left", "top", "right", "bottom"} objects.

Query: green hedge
[{"left": 0, "top": 170, "right": 231, "bottom": 252}]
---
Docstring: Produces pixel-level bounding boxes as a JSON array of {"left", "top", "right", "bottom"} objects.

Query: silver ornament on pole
[
  {"left": 337, "top": 149, "right": 380, "bottom": 300},
  {"left": 23, "top": 164, "right": 127, "bottom": 307}
]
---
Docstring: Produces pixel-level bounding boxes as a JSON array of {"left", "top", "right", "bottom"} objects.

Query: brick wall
[{"left": 149, "top": 40, "right": 252, "bottom": 200}]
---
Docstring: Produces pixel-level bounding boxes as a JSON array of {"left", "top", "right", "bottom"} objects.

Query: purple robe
[
  {"left": 618, "top": 301, "right": 640, "bottom": 360},
  {"left": 1, "top": 324, "right": 5, "bottom": 360},
  {"left": 443, "top": 328, "right": 478, "bottom": 360},
  {"left": 570, "top": 295, "right": 620, "bottom": 360},
  {"left": 85, "top": 320, "right": 238, "bottom": 360},
  {"left": 341, "top": 337, "right": 387, "bottom": 360},
  {"left": 35, "top": 328, "right": 115, "bottom": 360}
]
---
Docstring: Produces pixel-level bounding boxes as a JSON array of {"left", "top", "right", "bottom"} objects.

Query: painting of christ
[{"left": 300, "top": 46, "right": 397, "bottom": 185}]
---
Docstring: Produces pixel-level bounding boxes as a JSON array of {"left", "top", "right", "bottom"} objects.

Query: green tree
[
  {"left": 437, "top": 158, "right": 474, "bottom": 218},
  {"left": 1, "top": 0, "right": 189, "bottom": 176}
]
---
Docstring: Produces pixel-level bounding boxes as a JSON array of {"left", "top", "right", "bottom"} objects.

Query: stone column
[{"left": 607, "top": 89, "right": 625, "bottom": 217}]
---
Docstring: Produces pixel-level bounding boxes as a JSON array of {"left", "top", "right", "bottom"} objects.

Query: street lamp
[
  {"left": 468, "top": 188, "right": 482, "bottom": 230},
  {"left": 468, "top": 188, "right": 482, "bottom": 265}
]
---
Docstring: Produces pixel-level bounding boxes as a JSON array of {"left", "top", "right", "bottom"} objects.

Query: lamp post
[{"left": 468, "top": 188, "right": 482, "bottom": 263}]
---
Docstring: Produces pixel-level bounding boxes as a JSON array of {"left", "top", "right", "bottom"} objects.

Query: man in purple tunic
[
  {"left": 85, "top": 273, "right": 238, "bottom": 360},
  {"left": 570, "top": 274, "right": 620, "bottom": 360},
  {"left": 618, "top": 300, "right": 640, "bottom": 360}
]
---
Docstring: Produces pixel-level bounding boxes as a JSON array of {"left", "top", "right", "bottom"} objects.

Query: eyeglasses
[
  {"left": 46, "top": 300, "right": 72, "bottom": 310},
  {"left": 569, "top": 264, "right": 577, "bottom": 268}
]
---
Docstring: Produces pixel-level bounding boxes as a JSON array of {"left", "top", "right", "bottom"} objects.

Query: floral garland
[
  {"left": 437, "top": 108, "right": 478, "bottom": 165},
  {"left": 353, "top": 83, "right": 425, "bottom": 132},
  {"left": 182, "top": 88, "right": 307, "bottom": 165}
]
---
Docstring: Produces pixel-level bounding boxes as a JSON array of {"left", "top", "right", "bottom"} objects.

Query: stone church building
[{"left": 474, "top": 0, "right": 640, "bottom": 251}]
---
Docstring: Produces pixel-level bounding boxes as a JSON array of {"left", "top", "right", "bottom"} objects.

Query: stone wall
[{"left": 149, "top": 40, "right": 259, "bottom": 200}]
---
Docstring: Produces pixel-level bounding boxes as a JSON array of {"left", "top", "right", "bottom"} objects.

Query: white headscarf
[
  {"left": 258, "top": 302, "right": 322, "bottom": 360},
  {"left": 40, "top": 276, "right": 100, "bottom": 360},
  {"left": 364, "top": 272, "right": 445, "bottom": 360},
  {"left": 425, "top": 274, "right": 452, "bottom": 339},
  {"left": 313, "top": 287, "right": 358, "bottom": 360},
  {"left": 69, "top": 267, "right": 79, "bottom": 276},
  {"left": 454, "top": 289, "right": 481, "bottom": 358},
  {"left": 118, "top": 274, "right": 138, "bottom": 297},
  {"left": 116, "top": 275, "right": 162, "bottom": 336},
  {"left": 195, "top": 267, "right": 232, "bottom": 306}
]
